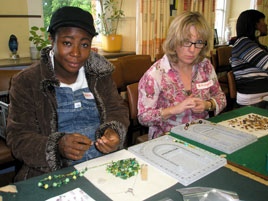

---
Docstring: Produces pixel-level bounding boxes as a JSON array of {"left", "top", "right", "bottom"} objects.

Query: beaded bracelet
[
  {"left": 38, "top": 168, "right": 88, "bottom": 189},
  {"left": 38, "top": 158, "right": 140, "bottom": 189}
]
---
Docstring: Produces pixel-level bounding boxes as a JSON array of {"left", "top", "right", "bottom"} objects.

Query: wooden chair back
[{"left": 227, "top": 71, "right": 237, "bottom": 99}]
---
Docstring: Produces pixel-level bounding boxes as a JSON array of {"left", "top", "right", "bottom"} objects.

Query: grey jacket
[{"left": 6, "top": 47, "right": 129, "bottom": 181}]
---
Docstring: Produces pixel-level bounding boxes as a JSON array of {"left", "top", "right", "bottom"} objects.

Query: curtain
[
  {"left": 136, "top": 0, "right": 170, "bottom": 60},
  {"left": 177, "top": 0, "right": 216, "bottom": 55},
  {"left": 256, "top": 0, "right": 268, "bottom": 47},
  {"left": 136, "top": 0, "right": 215, "bottom": 60}
]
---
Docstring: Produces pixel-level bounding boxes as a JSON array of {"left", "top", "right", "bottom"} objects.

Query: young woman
[
  {"left": 138, "top": 11, "right": 226, "bottom": 139},
  {"left": 6, "top": 6, "right": 129, "bottom": 181},
  {"left": 230, "top": 9, "right": 268, "bottom": 108}
]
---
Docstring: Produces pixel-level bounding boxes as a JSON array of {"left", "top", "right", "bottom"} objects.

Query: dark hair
[{"left": 236, "top": 9, "right": 265, "bottom": 40}]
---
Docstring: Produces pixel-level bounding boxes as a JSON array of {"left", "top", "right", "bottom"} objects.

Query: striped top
[{"left": 230, "top": 37, "right": 268, "bottom": 94}]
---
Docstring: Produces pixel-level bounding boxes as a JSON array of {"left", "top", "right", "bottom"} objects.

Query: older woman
[
  {"left": 6, "top": 6, "right": 129, "bottom": 181},
  {"left": 230, "top": 9, "right": 268, "bottom": 108},
  {"left": 138, "top": 11, "right": 226, "bottom": 139}
]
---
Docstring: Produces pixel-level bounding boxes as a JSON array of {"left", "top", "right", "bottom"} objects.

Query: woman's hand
[
  {"left": 95, "top": 128, "right": 120, "bottom": 154},
  {"left": 191, "top": 98, "right": 207, "bottom": 113},
  {"left": 58, "top": 133, "right": 93, "bottom": 160},
  {"left": 161, "top": 96, "right": 197, "bottom": 120}
]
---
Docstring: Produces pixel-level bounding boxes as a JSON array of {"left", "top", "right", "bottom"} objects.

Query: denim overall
[{"left": 55, "top": 87, "right": 103, "bottom": 165}]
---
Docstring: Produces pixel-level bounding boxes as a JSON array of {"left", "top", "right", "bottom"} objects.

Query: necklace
[
  {"left": 38, "top": 158, "right": 140, "bottom": 189},
  {"left": 184, "top": 90, "right": 192, "bottom": 96}
]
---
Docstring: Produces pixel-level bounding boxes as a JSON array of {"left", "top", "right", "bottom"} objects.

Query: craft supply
[
  {"left": 106, "top": 158, "right": 140, "bottom": 180},
  {"left": 38, "top": 168, "right": 88, "bottom": 189},
  {"left": 38, "top": 158, "right": 139, "bottom": 189},
  {"left": 171, "top": 119, "right": 257, "bottom": 154},
  {"left": 46, "top": 188, "right": 95, "bottom": 201},
  {"left": 74, "top": 149, "right": 178, "bottom": 201},
  {"left": 141, "top": 164, "right": 148, "bottom": 181},
  {"left": 173, "top": 139, "right": 195, "bottom": 149},
  {"left": 128, "top": 135, "right": 226, "bottom": 186},
  {"left": 0, "top": 185, "right": 18, "bottom": 193},
  {"left": 219, "top": 113, "right": 268, "bottom": 138}
]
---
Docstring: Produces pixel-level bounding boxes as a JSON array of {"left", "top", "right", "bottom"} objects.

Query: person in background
[
  {"left": 230, "top": 9, "right": 268, "bottom": 108},
  {"left": 6, "top": 6, "right": 129, "bottom": 181},
  {"left": 138, "top": 11, "right": 226, "bottom": 139}
]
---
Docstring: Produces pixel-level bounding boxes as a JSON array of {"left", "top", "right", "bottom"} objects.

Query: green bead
[
  {"left": 52, "top": 182, "right": 58, "bottom": 187},
  {"left": 38, "top": 182, "right": 43, "bottom": 187}
]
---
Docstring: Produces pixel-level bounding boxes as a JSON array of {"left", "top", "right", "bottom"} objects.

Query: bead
[
  {"left": 38, "top": 158, "right": 140, "bottom": 189},
  {"left": 106, "top": 158, "right": 140, "bottom": 180}
]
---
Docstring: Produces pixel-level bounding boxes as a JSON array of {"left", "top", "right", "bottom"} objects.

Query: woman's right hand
[{"left": 58, "top": 133, "right": 93, "bottom": 160}]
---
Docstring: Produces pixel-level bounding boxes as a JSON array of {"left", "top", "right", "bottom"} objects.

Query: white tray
[
  {"left": 128, "top": 135, "right": 226, "bottom": 186},
  {"left": 171, "top": 119, "right": 257, "bottom": 154}
]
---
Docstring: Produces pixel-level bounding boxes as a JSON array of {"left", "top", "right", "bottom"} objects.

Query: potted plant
[
  {"left": 29, "top": 26, "right": 51, "bottom": 59},
  {"left": 96, "top": 0, "right": 124, "bottom": 52}
]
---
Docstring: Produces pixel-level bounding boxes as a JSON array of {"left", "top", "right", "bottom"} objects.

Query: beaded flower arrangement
[{"left": 38, "top": 158, "right": 140, "bottom": 189}]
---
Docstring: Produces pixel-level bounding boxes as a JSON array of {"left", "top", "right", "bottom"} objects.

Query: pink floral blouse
[{"left": 138, "top": 55, "right": 226, "bottom": 139}]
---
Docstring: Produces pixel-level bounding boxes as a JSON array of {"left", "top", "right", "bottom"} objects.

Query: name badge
[
  {"left": 74, "top": 102, "right": 81, "bottom": 108},
  {"left": 83, "top": 92, "right": 94, "bottom": 99},
  {"left": 196, "top": 80, "right": 213, "bottom": 89}
]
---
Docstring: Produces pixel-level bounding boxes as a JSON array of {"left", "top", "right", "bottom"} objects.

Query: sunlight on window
[{"left": 215, "top": 0, "right": 226, "bottom": 44}]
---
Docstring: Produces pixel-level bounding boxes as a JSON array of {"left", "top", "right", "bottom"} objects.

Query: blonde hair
[{"left": 163, "top": 11, "right": 211, "bottom": 64}]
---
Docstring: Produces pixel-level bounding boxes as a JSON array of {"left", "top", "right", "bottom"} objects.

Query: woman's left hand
[
  {"left": 191, "top": 98, "right": 207, "bottom": 113},
  {"left": 95, "top": 128, "right": 120, "bottom": 154}
]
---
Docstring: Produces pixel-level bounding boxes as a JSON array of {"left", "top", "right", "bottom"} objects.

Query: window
[
  {"left": 42, "top": 0, "right": 95, "bottom": 28},
  {"left": 42, "top": 0, "right": 100, "bottom": 44},
  {"left": 215, "top": 0, "right": 227, "bottom": 44}
]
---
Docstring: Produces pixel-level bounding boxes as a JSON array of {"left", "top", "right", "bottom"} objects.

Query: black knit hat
[{"left": 47, "top": 6, "right": 98, "bottom": 36}]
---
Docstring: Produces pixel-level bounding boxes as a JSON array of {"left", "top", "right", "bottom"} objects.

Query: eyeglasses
[{"left": 182, "top": 40, "right": 207, "bottom": 49}]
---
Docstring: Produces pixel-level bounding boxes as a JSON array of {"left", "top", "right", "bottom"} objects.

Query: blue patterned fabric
[
  {"left": 230, "top": 37, "right": 268, "bottom": 94},
  {"left": 55, "top": 87, "right": 103, "bottom": 165}
]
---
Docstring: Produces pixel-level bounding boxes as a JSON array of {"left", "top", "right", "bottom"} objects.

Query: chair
[
  {"left": 126, "top": 83, "right": 148, "bottom": 145},
  {"left": 0, "top": 101, "right": 16, "bottom": 187},
  {"left": 216, "top": 46, "right": 232, "bottom": 73},
  {"left": 155, "top": 53, "right": 164, "bottom": 62},
  {"left": 227, "top": 71, "right": 238, "bottom": 110},
  {"left": 110, "top": 59, "right": 124, "bottom": 92},
  {"left": 0, "top": 69, "right": 21, "bottom": 92},
  {"left": 118, "top": 55, "right": 152, "bottom": 91},
  {"left": 0, "top": 69, "right": 21, "bottom": 103},
  {"left": 0, "top": 101, "right": 8, "bottom": 139},
  {"left": 215, "top": 46, "right": 233, "bottom": 109}
]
